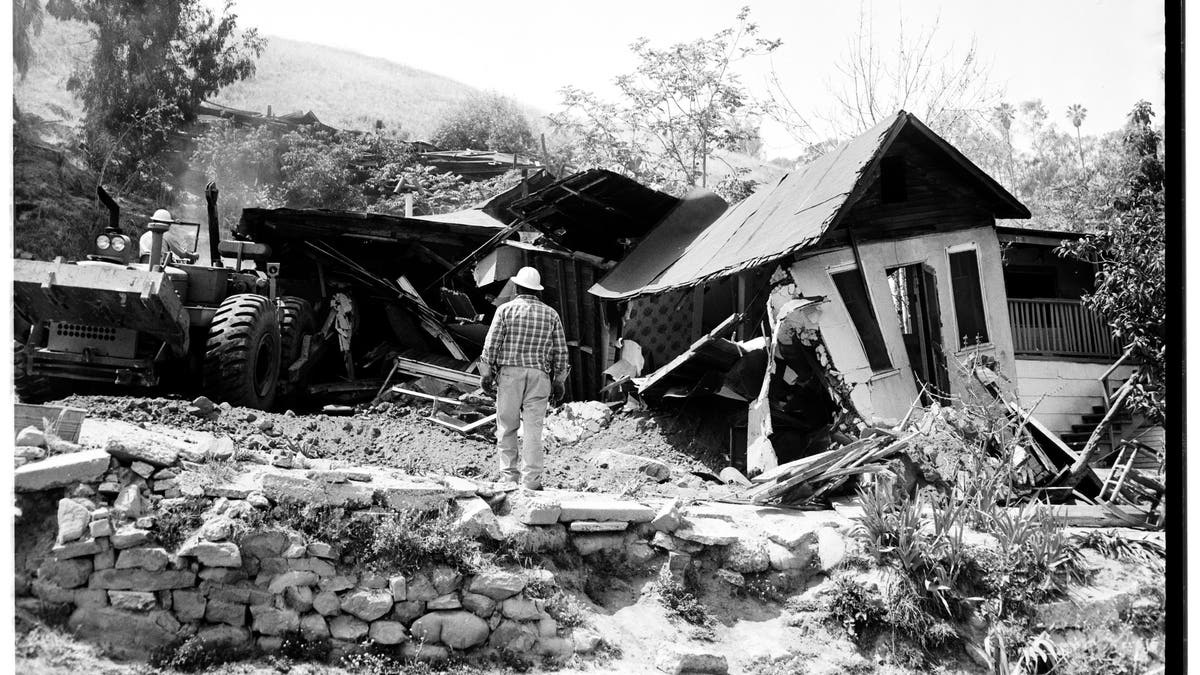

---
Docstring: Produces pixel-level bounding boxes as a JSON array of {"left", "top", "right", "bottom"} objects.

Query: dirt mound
[{"left": 53, "top": 393, "right": 733, "bottom": 498}]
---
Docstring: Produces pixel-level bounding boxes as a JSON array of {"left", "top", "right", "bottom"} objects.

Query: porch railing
[{"left": 1008, "top": 298, "right": 1120, "bottom": 359}]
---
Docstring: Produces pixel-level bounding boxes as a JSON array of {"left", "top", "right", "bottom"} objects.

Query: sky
[{"left": 223, "top": 0, "right": 1166, "bottom": 158}]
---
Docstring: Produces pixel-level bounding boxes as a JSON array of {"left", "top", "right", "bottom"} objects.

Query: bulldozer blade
[{"left": 14, "top": 260, "right": 190, "bottom": 356}]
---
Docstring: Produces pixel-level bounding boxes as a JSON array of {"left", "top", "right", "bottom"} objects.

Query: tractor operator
[
  {"left": 479, "top": 267, "right": 569, "bottom": 491},
  {"left": 139, "top": 209, "right": 198, "bottom": 265}
]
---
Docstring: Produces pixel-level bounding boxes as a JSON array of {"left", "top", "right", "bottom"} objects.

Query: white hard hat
[
  {"left": 512, "top": 266, "right": 543, "bottom": 291},
  {"left": 150, "top": 208, "right": 175, "bottom": 224}
]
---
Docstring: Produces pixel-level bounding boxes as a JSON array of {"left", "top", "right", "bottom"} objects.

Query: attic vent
[{"left": 880, "top": 156, "right": 907, "bottom": 203}]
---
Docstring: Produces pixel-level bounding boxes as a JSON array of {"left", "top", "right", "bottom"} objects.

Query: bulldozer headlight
[
  {"left": 95, "top": 235, "right": 111, "bottom": 250},
  {"left": 110, "top": 236, "right": 126, "bottom": 252}
]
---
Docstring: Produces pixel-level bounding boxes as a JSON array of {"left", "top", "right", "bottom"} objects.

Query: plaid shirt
[{"left": 482, "top": 294, "right": 569, "bottom": 379}]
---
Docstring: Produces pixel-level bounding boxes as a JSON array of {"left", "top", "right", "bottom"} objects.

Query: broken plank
[
  {"left": 633, "top": 313, "right": 743, "bottom": 395},
  {"left": 393, "top": 355, "right": 482, "bottom": 387},
  {"left": 307, "top": 379, "right": 385, "bottom": 395},
  {"left": 749, "top": 440, "right": 882, "bottom": 503},
  {"left": 396, "top": 275, "right": 470, "bottom": 361},
  {"left": 429, "top": 412, "right": 497, "bottom": 434},
  {"left": 1026, "top": 504, "right": 1151, "bottom": 528},
  {"left": 391, "top": 387, "right": 473, "bottom": 406},
  {"left": 751, "top": 447, "right": 842, "bottom": 484}
]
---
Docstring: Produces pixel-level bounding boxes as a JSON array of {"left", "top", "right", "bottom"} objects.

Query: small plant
[
  {"left": 1059, "top": 633, "right": 1151, "bottom": 675},
  {"left": 657, "top": 576, "right": 715, "bottom": 628},
  {"left": 278, "top": 630, "right": 331, "bottom": 662},
  {"left": 981, "top": 502, "right": 1090, "bottom": 618},
  {"left": 544, "top": 590, "right": 590, "bottom": 629},
  {"left": 151, "top": 496, "right": 210, "bottom": 550},
  {"left": 826, "top": 576, "right": 885, "bottom": 642},
  {"left": 1120, "top": 584, "right": 1165, "bottom": 634},
  {"left": 148, "top": 634, "right": 254, "bottom": 672},
  {"left": 1073, "top": 530, "right": 1165, "bottom": 570}
]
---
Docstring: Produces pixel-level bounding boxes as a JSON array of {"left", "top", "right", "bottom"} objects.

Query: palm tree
[
  {"left": 993, "top": 102, "right": 1016, "bottom": 189},
  {"left": 1067, "top": 104, "right": 1088, "bottom": 170}
]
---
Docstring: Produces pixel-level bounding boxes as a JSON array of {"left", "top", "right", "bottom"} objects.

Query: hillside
[
  {"left": 212, "top": 36, "right": 534, "bottom": 140},
  {"left": 13, "top": 18, "right": 534, "bottom": 140}
]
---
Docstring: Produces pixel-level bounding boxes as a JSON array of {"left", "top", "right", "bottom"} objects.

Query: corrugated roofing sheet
[
  {"left": 592, "top": 113, "right": 901, "bottom": 299},
  {"left": 589, "top": 188, "right": 728, "bottom": 299},
  {"left": 591, "top": 111, "right": 1029, "bottom": 300}
]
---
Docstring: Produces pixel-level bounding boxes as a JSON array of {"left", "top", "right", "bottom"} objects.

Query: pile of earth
[{"left": 54, "top": 393, "right": 733, "bottom": 499}]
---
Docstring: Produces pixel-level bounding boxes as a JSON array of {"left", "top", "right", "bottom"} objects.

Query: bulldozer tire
[
  {"left": 203, "top": 294, "right": 281, "bottom": 410},
  {"left": 13, "top": 339, "right": 62, "bottom": 403},
  {"left": 279, "top": 296, "right": 315, "bottom": 370}
]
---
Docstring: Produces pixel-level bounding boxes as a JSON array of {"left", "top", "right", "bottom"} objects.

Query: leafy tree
[
  {"left": 47, "top": 0, "right": 264, "bottom": 191},
  {"left": 187, "top": 119, "right": 284, "bottom": 231},
  {"left": 431, "top": 93, "right": 535, "bottom": 155},
  {"left": 548, "top": 6, "right": 779, "bottom": 195},
  {"left": 1058, "top": 101, "right": 1165, "bottom": 424},
  {"left": 188, "top": 120, "right": 509, "bottom": 218},
  {"left": 13, "top": 0, "right": 44, "bottom": 79}
]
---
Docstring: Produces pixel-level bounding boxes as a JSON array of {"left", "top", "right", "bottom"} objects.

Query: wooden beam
[{"left": 392, "top": 355, "right": 481, "bottom": 387}]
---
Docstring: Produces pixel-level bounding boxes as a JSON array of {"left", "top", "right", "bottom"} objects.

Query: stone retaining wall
[{"left": 17, "top": 428, "right": 850, "bottom": 664}]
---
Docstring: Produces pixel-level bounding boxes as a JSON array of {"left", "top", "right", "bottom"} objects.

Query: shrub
[
  {"left": 826, "top": 576, "right": 885, "bottom": 642},
  {"left": 366, "top": 506, "right": 484, "bottom": 574},
  {"left": 657, "top": 576, "right": 714, "bottom": 628},
  {"left": 148, "top": 634, "right": 254, "bottom": 672},
  {"left": 980, "top": 502, "right": 1090, "bottom": 618}
]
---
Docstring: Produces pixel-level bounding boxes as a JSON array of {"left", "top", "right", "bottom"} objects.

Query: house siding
[{"left": 788, "top": 225, "right": 1014, "bottom": 422}]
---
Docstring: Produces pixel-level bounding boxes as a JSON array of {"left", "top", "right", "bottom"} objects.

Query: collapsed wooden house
[{"left": 587, "top": 111, "right": 1032, "bottom": 472}]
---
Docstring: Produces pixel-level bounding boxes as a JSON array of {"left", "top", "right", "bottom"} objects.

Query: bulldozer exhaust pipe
[
  {"left": 147, "top": 221, "right": 168, "bottom": 271},
  {"left": 205, "top": 182, "right": 223, "bottom": 267}
]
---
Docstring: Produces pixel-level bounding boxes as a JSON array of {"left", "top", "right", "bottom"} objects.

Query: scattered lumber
[{"left": 746, "top": 432, "right": 915, "bottom": 505}]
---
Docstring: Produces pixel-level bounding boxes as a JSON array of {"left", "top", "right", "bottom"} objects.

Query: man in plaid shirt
[{"left": 480, "top": 267, "right": 569, "bottom": 490}]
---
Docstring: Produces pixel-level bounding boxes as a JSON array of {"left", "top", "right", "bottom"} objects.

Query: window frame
[
  {"left": 945, "top": 243, "right": 993, "bottom": 350},
  {"left": 827, "top": 263, "right": 894, "bottom": 372}
]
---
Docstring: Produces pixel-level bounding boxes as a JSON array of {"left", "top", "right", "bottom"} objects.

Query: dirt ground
[{"left": 54, "top": 393, "right": 734, "bottom": 499}]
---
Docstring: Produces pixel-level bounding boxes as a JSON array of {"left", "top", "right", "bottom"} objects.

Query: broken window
[
  {"left": 830, "top": 269, "right": 892, "bottom": 371},
  {"left": 949, "top": 249, "right": 990, "bottom": 347}
]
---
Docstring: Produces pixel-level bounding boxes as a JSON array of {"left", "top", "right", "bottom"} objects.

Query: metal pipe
[{"left": 205, "top": 182, "right": 223, "bottom": 267}]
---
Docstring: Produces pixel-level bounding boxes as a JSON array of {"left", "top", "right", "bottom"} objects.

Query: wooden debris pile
[{"left": 745, "top": 431, "right": 915, "bottom": 505}]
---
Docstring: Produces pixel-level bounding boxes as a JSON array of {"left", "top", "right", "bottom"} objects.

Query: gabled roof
[{"left": 590, "top": 111, "right": 1030, "bottom": 300}]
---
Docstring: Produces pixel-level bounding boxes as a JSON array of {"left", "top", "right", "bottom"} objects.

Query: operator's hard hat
[
  {"left": 150, "top": 209, "right": 175, "bottom": 224},
  {"left": 512, "top": 266, "right": 543, "bottom": 291}
]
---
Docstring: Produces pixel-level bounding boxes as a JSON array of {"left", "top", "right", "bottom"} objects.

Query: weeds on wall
[
  {"left": 151, "top": 496, "right": 210, "bottom": 550},
  {"left": 240, "top": 502, "right": 490, "bottom": 575}
]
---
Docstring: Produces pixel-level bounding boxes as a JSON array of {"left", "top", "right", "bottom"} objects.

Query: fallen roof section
[
  {"left": 238, "top": 207, "right": 506, "bottom": 246},
  {"left": 506, "top": 169, "right": 680, "bottom": 261},
  {"left": 589, "top": 188, "right": 729, "bottom": 300},
  {"left": 591, "top": 111, "right": 1030, "bottom": 299}
]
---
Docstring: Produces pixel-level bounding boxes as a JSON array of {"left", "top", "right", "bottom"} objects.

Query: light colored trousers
[{"left": 495, "top": 365, "right": 550, "bottom": 488}]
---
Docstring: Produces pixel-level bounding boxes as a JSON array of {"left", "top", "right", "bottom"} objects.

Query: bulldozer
[{"left": 13, "top": 183, "right": 323, "bottom": 409}]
